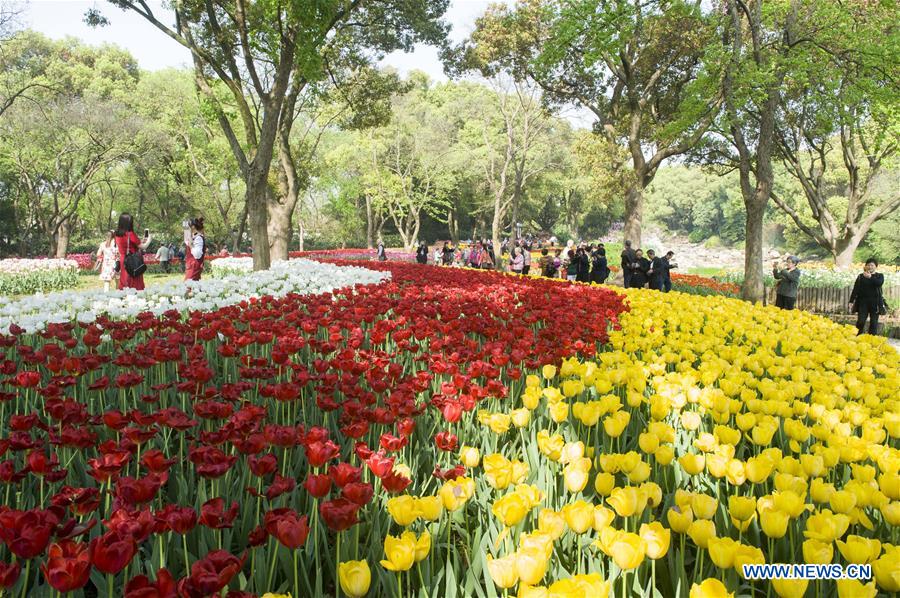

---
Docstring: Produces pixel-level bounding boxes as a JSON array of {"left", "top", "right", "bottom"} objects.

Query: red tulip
[
  {"left": 248, "top": 453, "right": 278, "bottom": 477},
  {"left": 263, "top": 509, "right": 310, "bottom": 549},
  {"left": 104, "top": 508, "right": 156, "bottom": 544},
  {"left": 265, "top": 474, "right": 295, "bottom": 500},
  {"left": 303, "top": 473, "right": 332, "bottom": 498},
  {"left": 0, "top": 508, "right": 59, "bottom": 559},
  {"left": 305, "top": 439, "right": 340, "bottom": 468},
  {"left": 435, "top": 431, "right": 459, "bottom": 452},
  {"left": 199, "top": 498, "right": 239, "bottom": 529},
  {"left": 91, "top": 529, "right": 136, "bottom": 574},
  {"left": 40, "top": 540, "right": 91, "bottom": 593},
  {"left": 156, "top": 505, "right": 197, "bottom": 535},
  {"left": 124, "top": 568, "right": 177, "bottom": 598},
  {"left": 381, "top": 468, "right": 413, "bottom": 494},
  {"left": 0, "top": 561, "right": 20, "bottom": 589},
  {"left": 178, "top": 550, "right": 245, "bottom": 597},
  {"left": 329, "top": 462, "right": 361, "bottom": 488},
  {"left": 140, "top": 449, "right": 176, "bottom": 473},
  {"left": 342, "top": 482, "right": 374, "bottom": 506},
  {"left": 319, "top": 498, "right": 359, "bottom": 532},
  {"left": 365, "top": 452, "right": 394, "bottom": 478}
]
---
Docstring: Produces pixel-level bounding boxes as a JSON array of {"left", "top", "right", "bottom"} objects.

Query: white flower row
[
  {"left": 0, "top": 258, "right": 390, "bottom": 334},
  {"left": 0, "top": 258, "right": 79, "bottom": 275}
]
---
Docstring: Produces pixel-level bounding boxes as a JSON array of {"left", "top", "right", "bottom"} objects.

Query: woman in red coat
[
  {"left": 183, "top": 217, "right": 206, "bottom": 281},
  {"left": 114, "top": 213, "right": 152, "bottom": 290}
]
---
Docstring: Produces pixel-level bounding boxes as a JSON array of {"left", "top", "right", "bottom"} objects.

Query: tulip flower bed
[
  {"left": 669, "top": 273, "right": 739, "bottom": 297},
  {"left": 0, "top": 258, "right": 80, "bottom": 295},
  {"left": 0, "top": 261, "right": 627, "bottom": 597}
]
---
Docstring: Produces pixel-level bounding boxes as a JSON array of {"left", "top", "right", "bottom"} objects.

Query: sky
[
  {"left": 21, "top": 0, "right": 592, "bottom": 127},
  {"left": 22, "top": 0, "right": 507, "bottom": 79}
]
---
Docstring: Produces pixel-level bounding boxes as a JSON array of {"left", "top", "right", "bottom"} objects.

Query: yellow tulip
[
  {"left": 515, "top": 548, "right": 549, "bottom": 586},
  {"left": 515, "top": 484, "right": 544, "bottom": 509},
  {"left": 802, "top": 539, "right": 833, "bottom": 565},
  {"left": 563, "top": 458, "right": 591, "bottom": 493},
  {"left": 872, "top": 550, "right": 900, "bottom": 592},
  {"left": 594, "top": 472, "right": 615, "bottom": 496},
  {"left": 771, "top": 579, "right": 808, "bottom": 598},
  {"left": 415, "top": 496, "right": 443, "bottom": 521},
  {"left": 492, "top": 492, "right": 531, "bottom": 527},
  {"left": 667, "top": 506, "right": 694, "bottom": 533},
  {"left": 830, "top": 490, "right": 857, "bottom": 514},
  {"left": 603, "top": 411, "right": 630, "bottom": 438},
  {"left": 537, "top": 509, "right": 566, "bottom": 540},
  {"left": 728, "top": 496, "right": 756, "bottom": 522},
  {"left": 542, "top": 364, "right": 557, "bottom": 380},
  {"left": 519, "top": 531, "right": 554, "bottom": 560},
  {"left": 386, "top": 495, "right": 419, "bottom": 526},
  {"left": 638, "top": 432, "right": 660, "bottom": 454},
  {"left": 380, "top": 534, "right": 416, "bottom": 572},
  {"left": 654, "top": 445, "right": 675, "bottom": 465},
  {"left": 338, "top": 560, "right": 371, "bottom": 598},
  {"left": 707, "top": 537, "right": 737, "bottom": 569},
  {"left": 483, "top": 453, "right": 514, "bottom": 490},
  {"left": 745, "top": 456, "right": 775, "bottom": 484},
  {"left": 639, "top": 522, "right": 670, "bottom": 559},
  {"left": 803, "top": 509, "right": 850, "bottom": 543},
  {"left": 608, "top": 531, "right": 646, "bottom": 570},
  {"left": 773, "top": 490, "right": 806, "bottom": 519},
  {"left": 459, "top": 446, "right": 480, "bottom": 468},
  {"left": 681, "top": 411, "right": 702, "bottom": 431},
  {"left": 836, "top": 535, "right": 881, "bottom": 565},
  {"left": 439, "top": 477, "right": 473, "bottom": 511},
  {"left": 836, "top": 579, "right": 877, "bottom": 598},
  {"left": 691, "top": 494, "right": 718, "bottom": 520},
  {"left": 687, "top": 519, "right": 716, "bottom": 549},
  {"left": 486, "top": 554, "right": 519, "bottom": 589},
  {"left": 261, "top": 594, "right": 291, "bottom": 598},
  {"left": 627, "top": 461, "right": 652, "bottom": 484},
  {"left": 724, "top": 459, "right": 746, "bottom": 486},
  {"left": 549, "top": 400, "right": 569, "bottom": 423},
  {"left": 759, "top": 508, "right": 789, "bottom": 539},
  {"left": 607, "top": 486, "right": 641, "bottom": 518},
  {"left": 412, "top": 531, "right": 430, "bottom": 563},
  {"left": 810, "top": 478, "right": 835, "bottom": 503},
  {"left": 679, "top": 453, "right": 705, "bottom": 476},
  {"left": 881, "top": 502, "right": 900, "bottom": 526},
  {"left": 562, "top": 500, "right": 594, "bottom": 534},
  {"left": 733, "top": 544, "right": 766, "bottom": 578},
  {"left": 511, "top": 408, "right": 531, "bottom": 428},
  {"left": 689, "top": 578, "right": 733, "bottom": 598},
  {"left": 488, "top": 413, "right": 512, "bottom": 435},
  {"left": 641, "top": 482, "right": 662, "bottom": 508},
  {"left": 537, "top": 430, "right": 564, "bottom": 461},
  {"left": 593, "top": 505, "right": 615, "bottom": 531}
]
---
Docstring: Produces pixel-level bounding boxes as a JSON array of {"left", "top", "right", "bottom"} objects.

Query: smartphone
[{"left": 144, "top": 228, "right": 149, "bottom": 238}]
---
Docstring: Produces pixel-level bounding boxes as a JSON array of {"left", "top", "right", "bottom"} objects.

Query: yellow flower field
[{"left": 461, "top": 288, "right": 899, "bottom": 597}]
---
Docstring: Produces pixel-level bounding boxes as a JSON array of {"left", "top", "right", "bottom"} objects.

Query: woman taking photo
[
  {"left": 849, "top": 258, "right": 885, "bottom": 335},
  {"left": 115, "top": 213, "right": 151, "bottom": 290},
  {"left": 183, "top": 217, "right": 206, "bottom": 281}
]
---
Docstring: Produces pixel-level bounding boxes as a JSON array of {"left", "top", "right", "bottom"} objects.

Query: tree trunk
[
  {"left": 233, "top": 200, "right": 249, "bottom": 254},
  {"left": 297, "top": 217, "right": 304, "bottom": 252},
  {"left": 834, "top": 234, "right": 864, "bottom": 268},
  {"left": 55, "top": 221, "right": 70, "bottom": 258},
  {"left": 365, "top": 195, "right": 375, "bottom": 249},
  {"left": 245, "top": 166, "right": 271, "bottom": 270},
  {"left": 267, "top": 197, "right": 295, "bottom": 261},
  {"left": 742, "top": 199, "right": 766, "bottom": 303},
  {"left": 492, "top": 197, "right": 503, "bottom": 271},
  {"left": 448, "top": 207, "right": 459, "bottom": 245},
  {"left": 622, "top": 185, "right": 643, "bottom": 248}
]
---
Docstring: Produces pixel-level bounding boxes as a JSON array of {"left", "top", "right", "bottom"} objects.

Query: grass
[{"left": 686, "top": 266, "right": 727, "bottom": 277}]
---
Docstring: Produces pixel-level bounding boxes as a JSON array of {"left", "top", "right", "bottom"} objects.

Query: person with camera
[
  {"left": 772, "top": 256, "right": 801, "bottom": 310},
  {"left": 115, "top": 213, "right": 152, "bottom": 290},
  {"left": 183, "top": 217, "right": 206, "bottom": 281},
  {"left": 849, "top": 258, "right": 885, "bottom": 335}
]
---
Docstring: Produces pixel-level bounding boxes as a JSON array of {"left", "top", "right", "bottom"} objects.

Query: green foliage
[{"left": 0, "top": 266, "right": 78, "bottom": 295}]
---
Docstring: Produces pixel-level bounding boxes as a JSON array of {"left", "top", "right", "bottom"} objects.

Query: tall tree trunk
[
  {"left": 365, "top": 195, "right": 375, "bottom": 249},
  {"left": 233, "top": 200, "right": 249, "bottom": 254},
  {"left": 448, "top": 207, "right": 459, "bottom": 245},
  {"left": 246, "top": 166, "right": 271, "bottom": 270},
  {"left": 622, "top": 185, "right": 643, "bottom": 248},
  {"left": 492, "top": 196, "right": 503, "bottom": 270},
  {"left": 742, "top": 199, "right": 766, "bottom": 302},
  {"left": 55, "top": 221, "right": 70, "bottom": 258},
  {"left": 297, "top": 216, "right": 304, "bottom": 252},
  {"left": 267, "top": 199, "right": 294, "bottom": 261}
]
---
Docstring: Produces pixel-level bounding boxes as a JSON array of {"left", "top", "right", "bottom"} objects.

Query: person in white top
[
  {"left": 183, "top": 217, "right": 206, "bottom": 281},
  {"left": 154, "top": 243, "right": 171, "bottom": 273},
  {"left": 94, "top": 230, "right": 119, "bottom": 292}
]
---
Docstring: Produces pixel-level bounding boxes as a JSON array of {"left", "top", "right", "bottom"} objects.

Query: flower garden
[
  {"left": 0, "top": 258, "right": 79, "bottom": 296},
  {"left": 0, "top": 258, "right": 896, "bottom": 598}
]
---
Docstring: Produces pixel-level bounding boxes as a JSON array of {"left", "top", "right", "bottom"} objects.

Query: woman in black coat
[
  {"left": 629, "top": 249, "right": 651, "bottom": 288},
  {"left": 575, "top": 247, "right": 591, "bottom": 282},
  {"left": 416, "top": 242, "right": 428, "bottom": 264},
  {"left": 591, "top": 247, "right": 609, "bottom": 284},
  {"left": 849, "top": 258, "right": 885, "bottom": 335}
]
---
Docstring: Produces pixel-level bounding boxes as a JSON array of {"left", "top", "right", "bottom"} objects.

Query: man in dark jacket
[
  {"left": 442, "top": 242, "right": 454, "bottom": 265},
  {"left": 661, "top": 251, "right": 677, "bottom": 292},
  {"left": 772, "top": 256, "right": 801, "bottom": 309},
  {"left": 647, "top": 250, "right": 664, "bottom": 290},
  {"left": 621, "top": 240, "right": 637, "bottom": 288},
  {"left": 416, "top": 241, "right": 428, "bottom": 264},
  {"left": 630, "top": 249, "right": 651, "bottom": 288},
  {"left": 591, "top": 246, "right": 610, "bottom": 284},
  {"left": 849, "top": 258, "right": 885, "bottom": 335}
]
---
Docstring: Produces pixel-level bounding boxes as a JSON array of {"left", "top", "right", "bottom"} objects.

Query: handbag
[{"left": 123, "top": 235, "right": 147, "bottom": 278}]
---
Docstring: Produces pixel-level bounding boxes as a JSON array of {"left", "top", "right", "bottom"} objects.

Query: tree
[
  {"left": 769, "top": 2, "right": 900, "bottom": 267},
  {"left": 462, "top": 0, "right": 722, "bottom": 247},
  {"left": 93, "top": 0, "right": 449, "bottom": 270}
]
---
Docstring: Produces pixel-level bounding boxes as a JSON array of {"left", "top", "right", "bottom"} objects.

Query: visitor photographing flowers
[
  {"left": 662, "top": 251, "right": 677, "bottom": 292},
  {"left": 509, "top": 246, "right": 525, "bottom": 274},
  {"left": 94, "top": 230, "right": 119, "bottom": 292},
  {"left": 183, "top": 217, "right": 206, "bottom": 281},
  {"left": 416, "top": 241, "right": 428, "bottom": 264},
  {"left": 621, "top": 240, "right": 636, "bottom": 288},
  {"left": 772, "top": 256, "right": 801, "bottom": 310},
  {"left": 376, "top": 239, "right": 387, "bottom": 261},
  {"left": 591, "top": 245, "right": 609, "bottom": 284},
  {"left": 521, "top": 241, "right": 532, "bottom": 274},
  {"left": 629, "top": 248, "right": 651, "bottom": 288},
  {"left": 849, "top": 258, "right": 885, "bottom": 335},
  {"left": 115, "top": 213, "right": 151, "bottom": 290}
]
